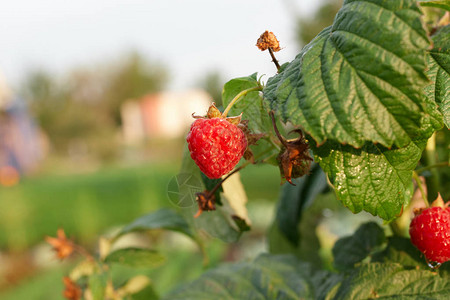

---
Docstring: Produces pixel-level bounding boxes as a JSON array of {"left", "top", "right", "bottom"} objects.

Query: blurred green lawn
[{"left": 0, "top": 162, "right": 280, "bottom": 251}]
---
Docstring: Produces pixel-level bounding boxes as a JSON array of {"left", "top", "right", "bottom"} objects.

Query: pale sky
[{"left": 0, "top": 0, "right": 321, "bottom": 91}]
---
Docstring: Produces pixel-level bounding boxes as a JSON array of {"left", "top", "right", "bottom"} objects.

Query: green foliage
[
  {"left": 265, "top": 0, "right": 438, "bottom": 149},
  {"left": 162, "top": 254, "right": 330, "bottom": 300},
  {"left": 115, "top": 208, "right": 195, "bottom": 240},
  {"left": 105, "top": 248, "right": 166, "bottom": 268},
  {"left": 88, "top": 273, "right": 107, "bottom": 300},
  {"left": 332, "top": 222, "right": 385, "bottom": 270},
  {"left": 331, "top": 262, "right": 450, "bottom": 299},
  {"left": 167, "top": 223, "right": 450, "bottom": 299},
  {"left": 426, "top": 25, "right": 450, "bottom": 128},
  {"left": 420, "top": 0, "right": 450, "bottom": 11},
  {"left": 272, "top": 164, "right": 327, "bottom": 246},
  {"left": 311, "top": 139, "right": 424, "bottom": 220},
  {"left": 262, "top": 0, "right": 448, "bottom": 220}
]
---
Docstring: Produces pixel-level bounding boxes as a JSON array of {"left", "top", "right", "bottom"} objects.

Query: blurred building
[
  {"left": 121, "top": 89, "right": 211, "bottom": 144},
  {"left": 0, "top": 74, "right": 44, "bottom": 186}
]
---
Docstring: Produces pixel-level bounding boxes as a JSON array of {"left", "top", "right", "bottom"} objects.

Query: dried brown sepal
[
  {"left": 46, "top": 228, "right": 75, "bottom": 260},
  {"left": 207, "top": 103, "right": 222, "bottom": 119},
  {"left": 431, "top": 193, "right": 446, "bottom": 208},
  {"left": 256, "top": 30, "right": 281, "bottom": 52},
  {"left": 63, "top": 277, "right": 82, "bottom": 300},
  {"left": 194, "top": 191, "right": 216, "bottom": 218},
  {"left": 269, "top": 111, "right": 313, "bottom": 185},
  {"left": 243, "top": 147, "right": 255, "bottom": 163},
  {"left": 237, "top": 119, "right": 266, "bottom": 163},
  {"left": 413, "top": 193, "right": 448, "bottom": 216},
  {"left": 225, "top": 113, "right": 243, "bottom": 126}
]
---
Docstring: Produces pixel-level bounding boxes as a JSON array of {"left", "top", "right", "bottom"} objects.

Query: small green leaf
[
  {"left": 222, "top": 74, "right": 280, "bottom": 163},
  {"left": 332, "top": 222, "right": 386, "bottom": 271},
  {"left": 274, "top": 164, "right": 327, "bottom": 246},
  {"left": 105, "top": 248, "right": 166, "bottom": 268},
  {"left": 426, "top": 25, "right": 450, "bottom": 128},
  {"left": 115, "top": 208, "right": 194, "bottom": 239},
  {"left": 264, "top": 0, "right": 436, "bottom": 148},
  {"left": 312, "top": 139, "right": 426, "bottom": 221},
  {"left": 332, "top": 263, "right": 450, "bottom": 299},
  {"left": 88, "top": 273, "right": 107, "bottom": 300},
  {"left": 420, "top": 0, "right": 450, "bottom": 11}
]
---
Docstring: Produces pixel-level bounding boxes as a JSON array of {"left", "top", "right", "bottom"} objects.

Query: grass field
[{"left": 0, "top": 161, "right": 281, "bottom": 251}]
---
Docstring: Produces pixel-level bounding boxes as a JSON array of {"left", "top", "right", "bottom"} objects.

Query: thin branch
[{"left": 268, "top": 48, "right": 281, "bottom": 71}]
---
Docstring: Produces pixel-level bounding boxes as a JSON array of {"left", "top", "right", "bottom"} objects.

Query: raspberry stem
[
  {"left": 268, "top": 48, "right": 281, "bottom": 71},
  {"left": 423, "top": 133, "right": 440, "bottom": 203},
  {"left": 222, "top": 86, "right": 262, "bottom": 118},
  {"left": 415, "top": 161, "right": 449, "bottom": 174},
  {"left": 413, "top": 171, "right": 429, "bottom": 208}
]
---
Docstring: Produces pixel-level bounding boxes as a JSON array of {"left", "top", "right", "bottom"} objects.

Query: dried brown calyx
[
  {"left": 256, "top": 30, "right": 281, "bottom": 52},
  {"left": 193, "top": 165, "right": 246, "bottom": 218},
  {"left": 194, "top": 191, "right": 216, "bottom": 218},
  {"left": 192, "top": 102, "right": 243, "bottom": 125},
  {"left": 238, "top": 119, "right": 266, "bottom": 163},
  {"left": 269, "top": 111, "right": 313, "bottom": 185}
]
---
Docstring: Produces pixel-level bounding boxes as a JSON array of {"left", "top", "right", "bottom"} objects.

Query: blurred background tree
[
  {"left": 20, "top": 52, "right": 169, "bottom": 162},
  {"left": 102, "top": 51, "right": 169, "bottom": 126},
  {"left": 295, "top": 0, "right": 342, "bottom": 46},
  {"left": 196, "top": 70, "right": 225, "bottom": 107}
]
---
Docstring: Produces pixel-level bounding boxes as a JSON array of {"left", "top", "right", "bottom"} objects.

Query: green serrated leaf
[
  {"left": 420, "top": 0, "right": 450, "bottom": 11},
  {"left": 426, "top": 25, "right": 450, "bottom": 128},
  {"left": 332, "top": 222, "right": 386, "bottom": 271},
  {"left": 162, "top": 254, "right": 337, "bottom": 300},
  {"left": 115, "top": 208, "right": 194, "bottom": 240},
  {"left": 105, "top": 248, "right": 166, "bottom": 268},
  {"left": 264, "top": 0, "right": 437, "bottom": 148},
  {"left": 332, "top": 262, "right": 450, "bottom": 299},
  {"left": 312, "top": 139, "right": 426, "bottom": 221},
  {"left": 275, "top": 164, "right": 328, "bottom": 246}
]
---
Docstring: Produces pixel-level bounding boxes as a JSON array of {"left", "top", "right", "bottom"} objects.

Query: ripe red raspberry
[
  {"left": 409, "top": 195, "right": 450, "bottom": 264},
  {"left": 187, "top": 106, "right": 247, "bottom": 179}
]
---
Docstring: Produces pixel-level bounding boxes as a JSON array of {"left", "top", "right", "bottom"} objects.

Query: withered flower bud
[
  {"left": 256, "top": 31, "right": 281, "bottom": 52},
  {"left": 270, "top": 112, "right": 313, "bottom": 185},
  {"left": 46, "top": 229, "right": 75, "bottom": 260}
]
